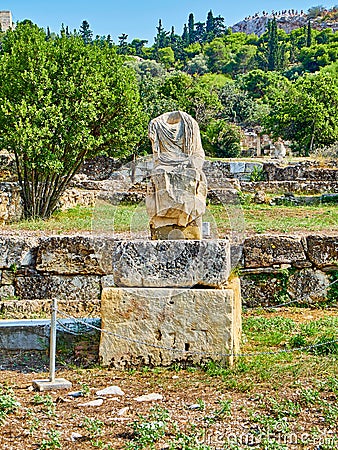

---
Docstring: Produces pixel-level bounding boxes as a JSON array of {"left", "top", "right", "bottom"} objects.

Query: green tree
[
  {"left": 306, "top": 20, "right": 312, "bottom": 47},
  {"left": 219, "top": 82, "right": 265, "bottom": 126},
  {"left": 239, "top": 69, "right": 290, "bottom": 103},
  {"left": 185, "top": 54, "right": 208, "bottom": 75},
  {"left": 158, "top": 72, "right": 222, "bottom": 126},
  {"left": 204, "top": 38, "right": 231, "bottom": 72},
  {"left": 154, "top": 19, "right": 169, "bottom": 50},
  {"left": 129, "top": 38, "right": 148, "bottom": 57},
  {"left": 298, "top": 43, "right": 338, "bottom": 72},
  {"left": 267, "top": 18, "right": 278, "bottom": 70},
  {"left": 202, "top": 119, "right": 242, "bottom": 157},
  {"left": 188, "top": 13, "right": 195, "bottom": 44},
  {"left": 158, "top": 47, "right": 175, "bottom": 68},
  {"left": 79, "top": 20, "right": 93, "bottom": 44},
  {"left": 194, "top": 22, "right": 206, "bottom": 43},
  {"left": 182, "top": 24, "right": 189, "bottom": 47},
  {"left": 307, "top": 5, "right": 326, "bottom": 18},
  {"left": 0, "top": 23, "right": 145, "bottom": 218},
  {"left": 263, "top": 71, "right": 338, "bottom": 155},
  {"left": 206, "top": 10, "right": 215, "bottom": 34},
  {"left": 117, "top": 33, "right": 129, "bottom": 54}
]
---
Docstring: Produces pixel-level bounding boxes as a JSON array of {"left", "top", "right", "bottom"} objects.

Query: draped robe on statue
[{"left": 146, "top": 111, "right": 207, "bottom": 239}]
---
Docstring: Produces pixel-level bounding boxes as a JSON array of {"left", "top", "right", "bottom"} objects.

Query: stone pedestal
[
  {"left": 99, "top": 239, "right": 242, "bottom": 368},
  {"left": 100, "top": 279, "right": 241, "bottom": 368}
]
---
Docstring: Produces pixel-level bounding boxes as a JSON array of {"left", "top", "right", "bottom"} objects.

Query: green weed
[
  {"left": 39, "top": 430, "right": 61, "bottom": 449},
  {"left": 299, "top": 387, "right": 320, "bottom": 406},
  {"left": 125, "top": 406, "right": 169, "bottom": 450},
  {"left": 32, "top": 393, "right": 55, "bottom": 417},
  {"left": 0, "top": 388, "right": 20, "bottom": 425},
  {"left": 82, "top": 416, "right": 104, "bottom": 439}
]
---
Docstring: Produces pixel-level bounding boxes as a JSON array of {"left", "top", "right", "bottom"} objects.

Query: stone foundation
[
  {"left": 100, "top": 280, "right": 241, "bottom": 368},
  {"left": 0, "top": 233, "right": 336, "bottom": 319}
]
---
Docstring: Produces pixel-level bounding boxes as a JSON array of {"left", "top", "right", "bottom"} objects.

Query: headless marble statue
[{"left": 146, "top": 111, "right": 207, "bottom": 240}]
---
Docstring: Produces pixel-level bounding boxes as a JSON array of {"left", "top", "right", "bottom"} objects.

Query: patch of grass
[
  {"left": 3, "top": 201, "right": 338, "bottom": 234},
  {"left": 0, "top": 387, "right": 20, "bottom": 425},
  {"left": 126, "top": 406, "right": 169, "bottom": 450},
  {"left": 244, "top": 316, "right": 296, "bottom": 333},
  {"left": 39, "top": 430, "right": 61, "bottom": 449},
  {"left": 299, "top": 387, "right": 321, "bottom": 406},
  {"left": 32, "top": 393, "right": 55, "bottom": 417}
]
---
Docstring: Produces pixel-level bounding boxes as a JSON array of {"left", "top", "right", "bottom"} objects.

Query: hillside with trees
[
  {"left": 114, "top": 5, "right": 338, "bottom": 157},
  {"left": 1, "top": 6, "right": 338, "bottom": 217}
]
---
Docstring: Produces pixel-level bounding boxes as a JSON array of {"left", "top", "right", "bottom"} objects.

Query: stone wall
[
  {"left": 240, "top": 235, "right": 338, "bottom": 307},
  {"left": 0, "top": 183, "right": 23, "bottom": 225},
  {"left": 0, "top": 233, "right": 336, "bottom": 318},
  {"left": 1, "top": 158, "right": 338, "bottom": 225}
]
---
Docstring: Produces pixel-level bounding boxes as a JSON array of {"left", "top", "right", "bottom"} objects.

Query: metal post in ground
[
  {"left": 32, "top": 298, "right": 72, "bottom": 392},
  {"left": 49, "top": 297, "right": 57, "bottom": 383}
]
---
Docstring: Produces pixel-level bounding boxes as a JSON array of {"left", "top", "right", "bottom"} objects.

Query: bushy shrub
[{"left": 202, "top": 119, "right": 242, "bottom": 158}]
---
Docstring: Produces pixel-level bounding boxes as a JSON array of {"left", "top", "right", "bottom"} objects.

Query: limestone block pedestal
[
  {"left": 100, "top": 279, "right": 241, "bottom": 368},
  {"left": 99, "top": 239, "right": 241, "bottom": 368}
]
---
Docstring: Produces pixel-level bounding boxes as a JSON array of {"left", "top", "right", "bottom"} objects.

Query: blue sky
[{"left": 3, "top": 1, "right": 334, "bottom": 43}]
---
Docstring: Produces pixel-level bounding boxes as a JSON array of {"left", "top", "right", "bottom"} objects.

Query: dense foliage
[
  {"left": 0, "top": 23, "right": 145, "bottom": 218},
  {"left": 1, "top": 6, "right": 338, "bottom": 219},
  {"left": 114, "top": 7, "right": 338, "bottom": 155}
]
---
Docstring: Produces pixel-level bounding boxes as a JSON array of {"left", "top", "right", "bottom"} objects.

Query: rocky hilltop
[{"left": 232, "top": 9, "right": 338, "bottom": 36}]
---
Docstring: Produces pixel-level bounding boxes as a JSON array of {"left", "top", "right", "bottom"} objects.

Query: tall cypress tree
[
  {"left": 267, "top": 17, "right": 278, "bottom": 70},
  {"left": 155, "top": 19, "right": 169, "bottom": 49},
  {"left": 188, "top": 13, "right": 195, "bottom": 44},
  {"left": 306, "top": 20, "right": 312, "bottom": 47},
  {"left": 79, "top": 20, "right": 93, "bottom": 44},
  {"left": 182, "top": 24, "right": 189, "bottom": 47},
  {"left": 195, "top": 22, "right": 206, "bottom": 43},
  {"left": 206, "top": 10, "right": 215, "bottom": 34},
  {"left": 117, "top": 33, "right": 128, "bottom": 54},
  {"left": 170, "top": 26, "right": 175, "bottom": 45}
]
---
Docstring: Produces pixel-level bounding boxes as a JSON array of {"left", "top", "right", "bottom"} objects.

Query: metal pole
[{"left": 49, "top": 298, "right": 57, "bottom": 383}]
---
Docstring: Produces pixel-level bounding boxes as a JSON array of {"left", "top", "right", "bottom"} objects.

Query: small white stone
[
  {"left": 71, "top": 432, "right": 83, "bottom": 441},
  {"left": 134, "top": 393, "right": 163, "bottom": 402},
  {"left": 79, "top": 398, "right": 104, "bottom": 407},
  {"left": 117, "top": 406, "right": 130, "bottom": 416},
  {"left": 188, "top": 404, "right": 201, "bottom": 410},
  {"left": 96, "top": 386, "right": 125, "bottom": 396}
]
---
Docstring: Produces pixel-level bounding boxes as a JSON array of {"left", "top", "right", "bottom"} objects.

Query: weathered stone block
[
  {"left": 0, "top": 298, "right": 101, "bottom": 319},
  {"left": 0, "top": 183, "right": 23, "bottom": 224},
  {"left": 287, "top": 269, "right": 330, "bottom": 303},
  {"left": 0, "top": 285, "right": 15, "bottom": 300},
  {"left": 307, "top": 235, "right": 338, "bottom": 269},
  {"left": 230, "top": 162, "right": 246, "bottom": 174},
  {"left": 0, "top": 236, "right": 38, "bottom": 269},
  {"left": 36, "top": 236, "right": 116, "bottom": 274},
  {"left": 112, "top": 239, "right": 231, "bottom": 288},
  {"left": 15, "top": 275, "right": 101, "bottom": 301},
  {"left": 100, "top": 283, "right": 241, "bottom": 368},
  {"left": 1, "top": 270, "right": 16, "bottom": 285},
  {"left": 240, "top": 273, "right": 287, "bottom": 307},
  {"left": 243, "top": 235, "right": 306, "bottom": 268}
]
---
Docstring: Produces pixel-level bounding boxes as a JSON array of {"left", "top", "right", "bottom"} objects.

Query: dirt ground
[
  {"left": 0, "top": 364, "right": 337, "bottom": 450},
  {"left": 1, "top": 309, "right": 338, "bottom": 450}
]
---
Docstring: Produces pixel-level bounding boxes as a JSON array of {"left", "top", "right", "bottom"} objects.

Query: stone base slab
[
  {"left": 32, "top": 378, "right": 72, "bottom": 392},
  {"left": 100, "top": 280, "right": 241, "bottom": 369}
]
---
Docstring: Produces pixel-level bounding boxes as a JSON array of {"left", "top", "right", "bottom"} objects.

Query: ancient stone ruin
[
  {"left": 146, "top": 111, "right": 207, "bottom": 240},
  {"left": 99, "top": 111, "right": 241, "bottom": 367}
]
